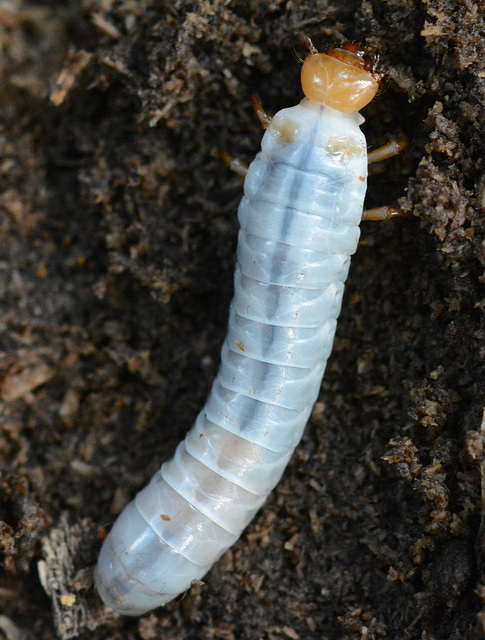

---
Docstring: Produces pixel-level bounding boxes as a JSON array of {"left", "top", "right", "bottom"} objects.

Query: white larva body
[{"left": 95, "top": 97, "right": 368, "bottom": 615}]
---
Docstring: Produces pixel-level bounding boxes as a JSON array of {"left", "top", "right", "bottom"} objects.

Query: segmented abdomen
[{"left": 95, "top": 99, "right": 368, "bottom": 615}]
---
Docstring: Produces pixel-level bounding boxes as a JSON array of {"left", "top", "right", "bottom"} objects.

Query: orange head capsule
[{"left": 301, "top": 43, "right": 383, "bottom": 113}]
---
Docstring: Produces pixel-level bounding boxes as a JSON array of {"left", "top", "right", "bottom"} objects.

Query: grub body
[{"left": 95, "top": 98, "right": 368, "bottom": 615}]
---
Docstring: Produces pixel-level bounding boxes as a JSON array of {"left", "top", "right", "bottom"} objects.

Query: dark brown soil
[{"left": 1, "top": 1, "right": 485, "bottom": 639}]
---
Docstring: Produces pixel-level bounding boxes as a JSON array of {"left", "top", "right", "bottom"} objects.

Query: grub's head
[{"left": 301, "top": 42, "right": 383, "bottom": 114}]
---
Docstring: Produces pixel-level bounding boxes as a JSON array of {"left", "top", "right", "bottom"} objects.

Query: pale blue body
[{"left": 95, "top": 98, "right": 368, "bottom": 615}]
